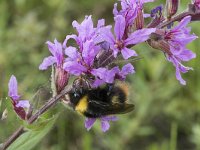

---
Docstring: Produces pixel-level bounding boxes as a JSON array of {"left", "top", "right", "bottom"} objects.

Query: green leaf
[{"left": 7, "top": 115, "right": 58, "bottom": 150}]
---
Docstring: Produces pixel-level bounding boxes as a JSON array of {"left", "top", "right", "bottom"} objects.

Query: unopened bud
[
  {"left": 135, "top": 8, "right": 144, "bottom": 29},
  {"left": 166, "top": 0, "right": 179, "bottom": 19},
  {"left": 55, "top": 67, "right": 69, "bottom": 94}
]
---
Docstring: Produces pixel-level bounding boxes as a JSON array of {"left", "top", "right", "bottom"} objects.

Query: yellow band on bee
[{"left": 75, "top": 95, "right": 88, "bottom": 113}]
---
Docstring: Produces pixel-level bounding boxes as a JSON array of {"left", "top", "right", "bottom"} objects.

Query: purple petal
[
  {"left": 63, "top": 61, "right": 87, "bottom": 76},
  {"left": 97, "top": 19, "right": 105, "bottom": 28},
  {"left": 16, "top": 100, "right": 30, "bottom": 109},
  {"left": 101, "top": 120, "right": 110, "bottom": 132},
  {"left": 121, "top": 0, "right": 129, "bottom": 10},
  {"left": 53, "top": 39, "right": 63, "bottom": 65},
  {"left": 45, "top": 39, "right": 63, "bottom": 66},
  {"left": 104, "top": 67, "right": 120, "bottom": 83},
  {"left": 99, "top": 26, "right": 115, "bottom": 45},
  {"left": 113, "top": 48, "right": 119, "bottom": 58},
  {"left": 143, "top": 13, "right": 151, "bottom": 18},
  {"left": 113, "top": 3, "right": 119, "bottom": 16},
  {"left": 46, "top": 41, "right": 56, "bottom": 56},
  {"left": 65, "top": 46, "right": 79, "bottom": 59},
  {"left": 100, "top": 116, "right": 118, "bottom": 132},
  {"left": 100, "top": 41, "right": 110, "bottom": 51},
  {"left": 178, "top": 49, "right": 196, "bottom": 61},
  {"left": 92, "top": 67, "right": 120, "bottom": 83},
  {"left": 175, "top": 65, "right": 186, "bottom": 85},
  {"left": 125, "top": 28, "right": 156, "bottom": 45},
  {"left": 92, "top": 79, "right": 105, "bottom": 88},
  {"left": 39, "top": 56, "right": 56, "bottom": 70},
  {"left": 85, "top": 118, "right": 96, "bottom": 131},
  {"left": 72, "top": 15, "right": 94, "bottom": 41},
  {"left": 82, "top": 40, "right": 99, "bottom": 66},
  {"left": 8, "top": 75, "right": 20, "bottom": 100},
  {"left": 121, "top": 47, "right": 138, "bottom": 59},
  {"left": 173, "top": 16, "right": 191, "bottom": 31},
  {"left": 114, "top": 15, "right": 126, "bottom": 40},
  {"left": 167, "top": 56, "right": 192, "bottom": 85},
  {"left": 101, "top": 116, "right": 118, "bottom": 121},
  {"left": 91, "top": 68, "right": 107, "bottom": 79},
  {"left": 121, "top": 63, "right": 135, "bottom": 76}
]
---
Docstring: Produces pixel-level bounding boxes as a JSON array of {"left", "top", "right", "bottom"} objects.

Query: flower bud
[
  {"left": 166, "top": 0, "right": 179, "bottom": 19},
  {"left": 55, "top": 67, "right": 69, "bottom": 94},
  {"left": 135, "top": 8, "right": 144, "bottom": 29}
]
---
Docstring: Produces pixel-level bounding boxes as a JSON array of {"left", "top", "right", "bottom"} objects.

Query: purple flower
[
  {"left": 113, "top": 0, "right": 154, "bottom": 27},
  {"left": 118, "top": 63, "right": 135, "bottom": 80},
  {"left": 63, "top": 16, "right": 106, "bottom": 50},
  {"left": 39, "top": 39, "right": 69, "bottom": 93},
  {"left": 164, "top": 16, "right": 197, "bottom": 85},
  {"left": 91, "top": 67, "right": 120, "bottom": 84},
  {"left": 85, "top": 116, "right": 118, "bottom": 132},
  {"left": 91, "top": 63, "right": 135, "bottom": 87},
  {"left": 63, "top": 16, "right": 107, "bottom": 77},
  {"left": 64, "top": 40, "right": 100, "bottom": 76},
  {"left": 100, "top": 15, "right": 156, "bottom": 59},
  {"left": 151, "top": 5, "right": 163, "bottom": 18},
  {"left": 8, "top": 75, "right": 30, "bottom": 120},
  {"left": 39, "top": 39, "right": 64, "bottom": 70}
]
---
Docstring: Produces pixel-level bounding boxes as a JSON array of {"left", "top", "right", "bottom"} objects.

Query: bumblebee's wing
[{"left": 87, "top": 100, "right": 134, "bottom": 117}]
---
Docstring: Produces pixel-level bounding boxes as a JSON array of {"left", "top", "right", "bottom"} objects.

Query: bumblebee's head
[
  {"left": 68, "top": 87, "right": 88, "bottom": 109},
  {"left": 68, "top": 91, "right": 80, "bottom": 108},
  {"left": 73, "top": 77, "right": 91, "bottom": 93}
]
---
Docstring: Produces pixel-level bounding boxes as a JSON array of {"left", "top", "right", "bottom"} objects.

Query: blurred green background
[{"left": 0, "top": 0, "right": 200, "bottom": 150}]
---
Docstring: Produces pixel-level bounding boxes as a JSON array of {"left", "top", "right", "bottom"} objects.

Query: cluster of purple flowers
[
  {"left": 164, "top": 16, "right": 197, "bottom": 85},
  {"left": 8, "top": 0, "right": 199, "bottom": 132}
]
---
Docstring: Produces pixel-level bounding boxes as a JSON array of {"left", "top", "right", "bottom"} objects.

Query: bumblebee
[{"left": 68, "top": 78, "right": 134, "bottom": 118}]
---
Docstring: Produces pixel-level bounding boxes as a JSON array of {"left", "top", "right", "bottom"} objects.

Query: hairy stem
[{"left": 1, "top": 86, "right": 71, "bottom": 150}]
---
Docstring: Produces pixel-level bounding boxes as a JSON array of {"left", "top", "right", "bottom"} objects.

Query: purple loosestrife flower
[
  {"left": 164, "top": 16, "right": 197, "bottom": 85},
  {"left": 64, "top": 43, "right": 135, "bottom": 87},
  {"left": 92, "top": 63, "right": 135, "bottom": 87},
  {"left": 63, "top": 16, "right": 105, "bottom": 50},
  {"left": 64, "top": 40, "right": 100, "bottom": 76},
  {"left": 100, "top": 15, "right": 156, "bottom": 59},
  {"left": 113, "top": 0, "right": 154, "bottom": 27},
  {"left": 39, "top": 39, "right": 69, "bottom": 93},
  {"left": 63, "top": 16, "right": 105, "bottom": 76},
  {"left": 85, "top": 116, "right": 118, "bottom": 132},
  {"left": 63, "top": 16, "right": 135, "bottom": 86},
  {"left": 39, "top": 39, "right": 64, "bottom": 70},
  {"left": 8, "top": 75, "right": 30, "bottom": 120}
]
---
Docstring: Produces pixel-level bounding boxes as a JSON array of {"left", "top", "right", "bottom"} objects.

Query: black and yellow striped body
[{"left": 69, "top": 83, "right": 134, "bottom": 118}]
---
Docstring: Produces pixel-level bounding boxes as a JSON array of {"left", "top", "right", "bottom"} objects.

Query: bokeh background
[{"left": 0, "top": 0, "right": 200, "bottom": 150}]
